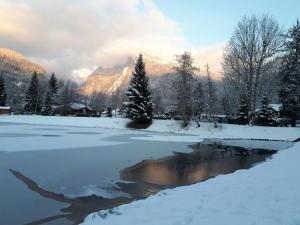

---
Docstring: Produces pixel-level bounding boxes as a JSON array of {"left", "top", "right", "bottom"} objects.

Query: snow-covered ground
[
  {"left": 0, "top": 123, "right": 131, "bottom": 152},
  {"left": 0, "top": 115, "right": 299, "bottom": 141},
  {"left": 1, "top": 115, "right": 299, "bottom": 225},
  {"left": 82, "top": 141, "right": 300, "bottom": 225}
]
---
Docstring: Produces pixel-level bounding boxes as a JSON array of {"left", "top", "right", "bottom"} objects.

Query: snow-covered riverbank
[
  {"left": 82, "top": 141, "right": 300, "bottom": 225},
  {"left": 0, "top": 115, "right": 299, "bottom": 141},
  {"left": 1, "top": 115, "right": 299, "bottom": 225}
]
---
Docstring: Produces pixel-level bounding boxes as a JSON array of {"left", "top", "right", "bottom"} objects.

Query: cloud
[
  {"left": 0, "top": 0, "right": 223, "bottom": 81},
  {"left": 193, "top": 43, "right": 226, "bottom": 79},
  {"left": 71, "top": 67, "right": 97, "bottom": 84}
]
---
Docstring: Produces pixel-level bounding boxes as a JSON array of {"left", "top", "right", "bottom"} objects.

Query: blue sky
[{"left": 154, "top": 0, "right": 300, "bottom": 46}]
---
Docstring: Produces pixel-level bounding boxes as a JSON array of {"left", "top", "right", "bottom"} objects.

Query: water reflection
[
  {"left": 9, "top": 169, "right": 131, "bottom": 225},
  {"left": 10, "top": 142, "right": 276, "bottom": 225},
  {"left": 121, "top": 143, "right": 276, "bottom": 186}
]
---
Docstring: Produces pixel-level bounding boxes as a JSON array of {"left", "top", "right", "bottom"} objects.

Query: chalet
[
  {"left": 254, "top": 103, "right": 282, "bottom": 117},
  {"left": 0, "top": 106, "right": 11, "bottom": 115},
  {"left": 53, "top": 103, "right": 94, "bottom": 116}
]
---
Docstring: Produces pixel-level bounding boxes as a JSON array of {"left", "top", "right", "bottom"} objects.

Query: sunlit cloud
[{"left": 0, "top": 0, "right": 223, "bottom": 81}]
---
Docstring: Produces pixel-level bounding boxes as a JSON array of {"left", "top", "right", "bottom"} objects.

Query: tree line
[
  {"left": 126, "top": 15, "right": 300, "bottom": 127},
  {"left": 0, "top": 15, "right": 299, "bottom": 127}
]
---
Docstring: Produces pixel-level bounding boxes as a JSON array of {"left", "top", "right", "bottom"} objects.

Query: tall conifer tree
[
  {"left": 279, "top": 20, "right": 300, "bottom": 127},
  {"left": 126, "top": 54, "right": 152, "bottom": 123},
  {"left": 0, "top": 75, "right": 7, "bottom": 107},
  {"left": 24, "top": 72, "right": 41, "bottom": 113},
  {"left": 41, "top": 92, "right": 52, "bottom": 115}
]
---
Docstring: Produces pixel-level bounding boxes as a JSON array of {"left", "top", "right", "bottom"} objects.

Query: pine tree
[
  {"left": 49, "top": 73, "right": 58, "bottom": 95},
  {"left": 126, "top": 54, "right": 152, "bottom": 123},
  {"left": 279, "top": 20, "right": 300, "bottom": 127},
  {"left": 41, "top": 92, "right": 52, "bottom": 115},
  {"left": 106, "top": 107, "right": 113, "bottom": 117},
  {"left": 0, "top": 75, "right": 7, "bottom": 107},
  {"left": 24, "top": 72, "right": 41, "bottom": 113},
  {"left": 255, "top": 96, "right": 277, "bottom": 126},
  {"left": 237, "top": 94, "right": 249, "bottom": 124},
  {"left": 48, "top": 73, "right": 58, "bottom": 106}
]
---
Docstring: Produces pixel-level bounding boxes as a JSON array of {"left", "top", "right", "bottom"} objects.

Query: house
[
  {"left": 53, "top": 103, "right": 94, "bottom": 116},
  {"left": 0, "top": 106, "right": 11, "bottom": 115},
  {"left": 255, "top": 103, "right": 282, "bottom": 117},
  {"left": 198, "top": 113, "right": 228, "bottom": 123}
]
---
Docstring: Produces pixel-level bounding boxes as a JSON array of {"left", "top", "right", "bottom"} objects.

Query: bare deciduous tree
[
  {"left": 175, "top": 52, "right": 198, "bottom": 127},
  {"left": 205, "top": 65, "right": 218, "bottom": 128},
  {"left": 223, "top": 14, "right": 283, "bottom": 123}
]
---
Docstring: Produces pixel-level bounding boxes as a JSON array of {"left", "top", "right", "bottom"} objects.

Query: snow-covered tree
[
  {"left": 279, "top": 20, "right": 300, "bottom": 127},
  {"left": 24, "top": 72, "right": 41, "bottom": 113},
  {"left": 192, "top": 80, "right": 204, "bottom": 127},
  {"left": 175, "top": 52, "right": 198, "bottom": 127},
  {"left": 49, "top": 73, "right": 58, "bottom": 95},
  {"left": 90, "top": 92, "right": 107, "bottom": 113},
  {"left": 223, "top": 15, "right": 283, "bottom": 123},
  {"left": 153, "top": 91, "right": 165, "bottom": 115},
  {"left": 0, "top": 74, "right": 7, "bottom": 106},
  {"left": 126, "top": 54, "right": 152, "bottom": 123},
  {"left": 236, "top": 94, "right": 249, "bottom": 124},
  {"left": 48, "top": 72, "right": 58, "bottom": 105},
  {"left": 255, "top": 96, "right": 277, "bottom": 126},
  {"left": 206, "top": 65, "right": 218, "bottom": 127},
  {"left": 41, "top": 91, "right": 52, "bottom": 115},
  {"left": 221, "top": 91, "right": 230, "bottom": 116}
]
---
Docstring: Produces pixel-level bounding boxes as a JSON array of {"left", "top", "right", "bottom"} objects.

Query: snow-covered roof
[
  {"left": 69, "top": 103, "right": 92, "bottom": 111},
  {"left": 269, "top": 104, "right": 282, "bottom": 112},
  {"left": 255, "top": 103, "right": 282, "bottom": 112},
  {"left": 0, "top": 106, "right": 10, "bottom": 110}
]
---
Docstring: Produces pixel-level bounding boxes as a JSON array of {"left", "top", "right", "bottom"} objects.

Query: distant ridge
[
  {"left": 0, "top": 48, "right": 46, "bottom": 75},
  {"left": 79, "top": 54, "right": 176, "bottom": 95}
]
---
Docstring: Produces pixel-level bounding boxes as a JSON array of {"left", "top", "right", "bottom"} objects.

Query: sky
[
  {"left": 0, "top": 0, "right": 299, "bottom": 82},
  {"left": 154, "top": 0, "right": 300, "bottom": 47}
]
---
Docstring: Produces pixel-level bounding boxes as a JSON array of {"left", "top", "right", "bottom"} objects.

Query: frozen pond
[{"left": 0, "top": 122, "right": 293, "bottom": 225}]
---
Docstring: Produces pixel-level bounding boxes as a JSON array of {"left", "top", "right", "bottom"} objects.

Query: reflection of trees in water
[
  {"left": 10, "top": 143, "right": 276, "bottom": 224},
  {"left": 122, "top": 143, "right": 276, "bottom": 186},
  {"left": 9, "top": 169, "right": 132, "bottom": 225}
]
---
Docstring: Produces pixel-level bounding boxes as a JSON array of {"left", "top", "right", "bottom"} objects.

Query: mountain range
[
  {"left": 0, "top": 48, "right": 219, "bottom": 100},
  {"left": 0, "top": 48, "right": 46, "bottom": 76},
  {"left": 79, "top": 54, "right": 177, "bottom": 96},
  {"left": 0, "top": 48, "right": 47, "bottom": 109}
]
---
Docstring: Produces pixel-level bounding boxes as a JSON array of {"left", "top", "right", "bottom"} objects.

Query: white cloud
[
  {"left": 193, "top": 43, "right": 226, "bottom": 79},
  {"left": 71, "top": 67, "right": 96, "bottom": 84},
  {"left": 0, "top": 0, "right": 223, "bottom": 81}
]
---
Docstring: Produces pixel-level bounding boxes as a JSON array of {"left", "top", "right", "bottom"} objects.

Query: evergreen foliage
[
  {"left": 106, "top": 107, "right": 113, "bottom": 117},
  {"left": 279, "top": 20, "right": 300, "bottom": 127},
  {"left": 126, "top": 54, "right": 152, "bottom": 123},
  {"left": 237, "top": 94, "right": 249, "bottom": 124},
  {"left": 49, "top": 73, "right": 58, "bottom": 95},
  {"left": 41, "top": 92, "right": 52, "bottom": 115},
  {"left": 255, "top": 96, "right": 277, "bottom": 126},
  {"left": 24, "top": 72, "right": 41, "bottom": 113},
  {"left": 0, "top": 75, "right": 7, "bottom": 106}
]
